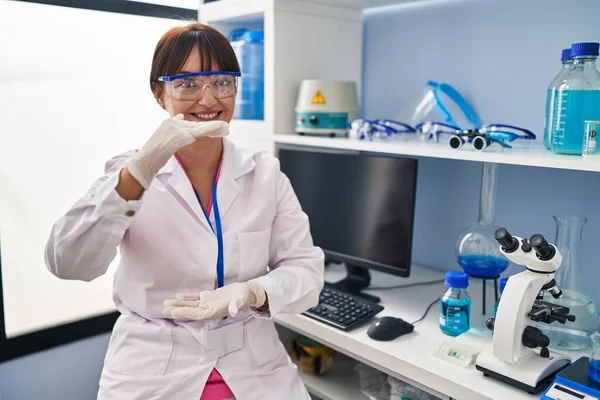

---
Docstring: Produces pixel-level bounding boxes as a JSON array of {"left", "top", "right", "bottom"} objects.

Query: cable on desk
[
  {"left": 369, "top": 279, "right": 445, "bottom": 291},
  {"left": 410, "top": 297, "right": 441, "bottom": 325}
]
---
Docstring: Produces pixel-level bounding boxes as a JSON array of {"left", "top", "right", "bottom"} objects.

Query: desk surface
[{"left": 275, "top": 264, "right": 589, "bottom": 400}]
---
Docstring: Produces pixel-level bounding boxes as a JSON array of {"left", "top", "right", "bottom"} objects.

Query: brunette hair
[{"left": 150, "top": 22, "right": 240, "bottom": 99}]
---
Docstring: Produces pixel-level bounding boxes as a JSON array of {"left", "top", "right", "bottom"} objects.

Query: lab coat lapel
[
  {"left": 217, "top": 138, "right": 256, "bottom": 220},
  {"left": 215, "top": 169, "right": 240, "bottom": 221},
  {"left": 156, "top": 139, "right": 255, "bottom": 229},
  {"left": 157, "top": 157, "right": 212, "bottom": 232}
]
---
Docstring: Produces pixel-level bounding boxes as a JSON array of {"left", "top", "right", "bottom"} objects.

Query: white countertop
[{"left": 275, "top": 263, "right": 589, "bottom": 400}]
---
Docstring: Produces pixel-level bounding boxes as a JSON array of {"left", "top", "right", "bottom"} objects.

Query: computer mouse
[{"left": 367, "top": 316, "right": 414, "bottom": 341}]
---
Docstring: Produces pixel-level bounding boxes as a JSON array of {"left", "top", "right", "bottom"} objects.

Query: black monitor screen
[{"left": 278, "top": 147, "right": 418, "bottom": 277}]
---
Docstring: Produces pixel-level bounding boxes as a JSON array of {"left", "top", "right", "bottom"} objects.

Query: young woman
[{"left": 45, "top": 22, "right": 324, "bottom": 400}]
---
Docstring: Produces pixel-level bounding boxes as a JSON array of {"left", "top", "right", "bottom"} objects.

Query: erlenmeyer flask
[
  {"left": 455, "top": 163, "right": 509, "bottom": 279},
  {"left": 455, "top": 163, "right": 509, "bottom": 332},
  {"left": 540, "top": 216, "right": 600, "bottom": 350}
]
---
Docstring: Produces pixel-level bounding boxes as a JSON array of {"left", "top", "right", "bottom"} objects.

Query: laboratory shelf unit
[
  {"left": 273, "top": 133, "right": 600, "bottom": 173},
  {"left": 228, "top": 119, "right": 267, "bottom": 140},
  {"left": 199, "top": 0, "right": 363, "bottom": 155},
  {"left": 300, "top": 354, "right": 366, "bottom": 400}
]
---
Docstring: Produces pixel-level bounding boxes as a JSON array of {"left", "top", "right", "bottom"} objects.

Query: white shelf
[
  {"left": 199, "top": 0, "right": 271, "bottom": 24},
  {"left": 273, "top": 134, "right": 600, "bottom": 173},
  {"left": 275, "top": 264, "right": 589, "bottom": 400},
  {"left": 300, "top": 354, "right": 366, "bottom": 400},
  {"left": 199, "top": 0, "right": 363, "bottom": 24}
]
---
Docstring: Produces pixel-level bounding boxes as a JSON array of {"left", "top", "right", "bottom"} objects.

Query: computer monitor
[{"left": 277, "top": 146, "right": 418, "bottom": 303}]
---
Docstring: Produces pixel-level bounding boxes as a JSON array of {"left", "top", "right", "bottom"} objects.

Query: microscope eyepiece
[
  {"left": 529, "top": 234, "right": 556, "bottom": 261},
  {"left": 494, "top": 228, "right": 519, "bottom": 253}
]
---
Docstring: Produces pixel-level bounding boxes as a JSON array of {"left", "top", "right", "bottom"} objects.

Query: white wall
[
  {"left": 0, "top": 0, "right": 187, "bottom": 337},
  {"left": 363, "top": 0, "right": 600, "bottom": 301},
  {"left": 0, "top": 1, "right": 188, "bottom": 397}
]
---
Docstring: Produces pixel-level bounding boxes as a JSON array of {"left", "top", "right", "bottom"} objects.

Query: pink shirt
[{"left": 200, "top": 369, "right": 235, "bottom": 400}]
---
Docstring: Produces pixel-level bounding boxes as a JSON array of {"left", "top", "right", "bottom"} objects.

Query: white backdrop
[{"left": 0, "top": 0, "right": 187, "bottom": 338}]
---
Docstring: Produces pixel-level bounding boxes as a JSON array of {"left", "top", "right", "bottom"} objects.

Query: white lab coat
[{"left": 45, "top": 138, "right": 325, "bottom": 400}]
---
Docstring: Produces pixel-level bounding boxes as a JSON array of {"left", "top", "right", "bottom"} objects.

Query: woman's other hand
[{"left": 162, "top": 281, "right": 266, "bottom": 321}]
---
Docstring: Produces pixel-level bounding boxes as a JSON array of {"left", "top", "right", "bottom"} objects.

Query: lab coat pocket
[
  {"left": 238, "top": 229, "right": 272, "bottom": 281},
  {"left": 106, "top": 315, "right": 174, "bottom": 378},
  {"left": 245, "top": 319, "right": 287, "bottom": 369}
]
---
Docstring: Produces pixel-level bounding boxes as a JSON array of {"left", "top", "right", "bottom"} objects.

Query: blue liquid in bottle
[
  {"left": 544, "top": 49, "right": 573, "bottom": 150},
  {"left": 552, "top": 42, "right": 600, "bottom": 155},
  {"left": 439, "top": 271, "right": 471, "bottom": 337}
]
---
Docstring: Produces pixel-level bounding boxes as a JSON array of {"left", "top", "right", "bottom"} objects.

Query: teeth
[{"left": 196, "top": 112, "right": 218, "bottom": 119}]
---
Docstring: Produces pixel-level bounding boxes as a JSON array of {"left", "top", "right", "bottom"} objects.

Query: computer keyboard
[{"left": 302, "top": 285, "right": 384, "bottom": 331}]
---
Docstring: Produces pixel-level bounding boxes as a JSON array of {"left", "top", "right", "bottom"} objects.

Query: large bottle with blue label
[
  {"left": 551, "top": 42, "right": 600, "bottom": 155},
  {"left": 543, "top": 48, "right": 572, "bottom": 150},
  {"left": 230, "top": 29, "right": 264, "bottom": 120}
]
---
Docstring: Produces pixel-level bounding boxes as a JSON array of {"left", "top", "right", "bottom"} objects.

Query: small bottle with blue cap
[
  {"left": 494, "top": 277, "right": 509, "bottom": 317},
  {"left": 439, "top": 271, "right": 471, "bottom": 336}
]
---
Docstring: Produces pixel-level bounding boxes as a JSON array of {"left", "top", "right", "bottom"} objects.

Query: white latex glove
[
  {"left": 162, "top": 281, "right": 267, "bottom": 321},
  {"left": 127, "top": 114, "right": 229, "bottom": 189}
]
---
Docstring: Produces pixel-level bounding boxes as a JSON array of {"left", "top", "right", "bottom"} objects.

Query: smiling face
[
  {"left": 160, "top": 51, "right": 236, "bottom": 123},
  {"left": 150, "top": 23, "right": 240, "bottom": 124}
]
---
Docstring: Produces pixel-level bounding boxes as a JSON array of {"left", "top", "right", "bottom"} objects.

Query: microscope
[{"left": 475, "top": 227, "right": 577, "bottom": 394}]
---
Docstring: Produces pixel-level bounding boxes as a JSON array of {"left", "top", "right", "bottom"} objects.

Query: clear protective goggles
[
  {"left": 348, "top": 119, "right": 416, "bottom": 141},
  {"left": 157, "top": 71, "right": 241, "bottom": 100}
]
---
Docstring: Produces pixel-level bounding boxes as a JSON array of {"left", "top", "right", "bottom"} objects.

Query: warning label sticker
[{"left": 311, "top": 90, "right": 326, "bottom": 105}]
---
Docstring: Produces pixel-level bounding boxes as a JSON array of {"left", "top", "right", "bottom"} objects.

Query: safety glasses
[
  {"left": 415, "top": 121, "right": 459, "bottom": 142},
  {"left": 477, "top": 124, "right": 536, "bottom": 141},
  {"left": 349, "top": 119, "right": 416, "bottom": 141},
  {"left": 157, "top": 71, "right": 241, "bottom": 100}
]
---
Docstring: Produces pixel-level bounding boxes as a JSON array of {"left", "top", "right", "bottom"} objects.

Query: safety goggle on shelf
[{"left": 349, "top": 119, "right": 536, "bottom": 151}]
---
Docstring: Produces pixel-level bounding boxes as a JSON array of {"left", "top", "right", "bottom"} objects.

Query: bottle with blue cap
[
  {"left": 439, "top": 271, "right": 471, "bottom": 336},
  {"left": 494, "top": 277, "right": 509, "bottom": 317},
  {"left": 543, "top": 48, "right": 572, "bottom": 150},
  {"left": 551, "top": 42, "right": 600, "bottom": 155},
  {"left": 230, "top": 29, "right": 264, "bottom": 120}
]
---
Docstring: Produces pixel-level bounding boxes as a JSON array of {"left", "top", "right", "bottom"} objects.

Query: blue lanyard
[{"left": 191, "top": 182, "right": 224, "bottom": 288}]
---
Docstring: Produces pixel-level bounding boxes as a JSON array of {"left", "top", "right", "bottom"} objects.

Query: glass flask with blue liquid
[
  {"left": 544, "top": 48, "right": 572, "bottom": 150},
  {"left": 439, "top": 271, "right": 471, "bottom": 336},
  {"left": 538, "top": 216, "right": 600, "bottom": 350},
  {"left": 455, "top": 163, "right": 509, "bottom": 279},
  {"left": 551, "top": 42, "right": 600, "bottom": 155}
]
